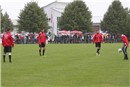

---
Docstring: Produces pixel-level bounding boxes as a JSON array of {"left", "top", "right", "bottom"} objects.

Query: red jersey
[
  {"left": 121, "top": 34, "right": 129, "bottom": 47},
  {"left": 93, "top": 33, "right": 103, "bottom": 43},
  {"left": 2, "top": 31, "right": 14, "bottom": 47},
  {"left": 37, "top": 32, "right": 46, "bottom": 44}
]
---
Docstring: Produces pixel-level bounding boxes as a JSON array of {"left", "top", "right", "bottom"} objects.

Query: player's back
[{"left": 2, "top": 32, "right": 14, "bottom": 46}]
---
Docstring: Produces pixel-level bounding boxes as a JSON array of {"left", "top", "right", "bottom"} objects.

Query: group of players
[
  {"left": 93, "top": 29, "right": 129, "bottom": 60},
  {"left": 1, "top": 27, "right": 129, "bottom": 63},
  {"left": 2, "top": 27, "right": 46, "bottom": 63}
]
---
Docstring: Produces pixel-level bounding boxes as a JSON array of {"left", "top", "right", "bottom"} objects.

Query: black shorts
[
  {"left": 39, "top": 42, "right": 45, "bottom": 48},
  {"left": 4, "top": 46, "right": 12, "bottom": 53},
  {"left": 95, "top": 42, "right": 101, "bottom": 47}
]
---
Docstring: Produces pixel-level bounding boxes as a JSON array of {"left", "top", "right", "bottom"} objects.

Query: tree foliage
[
  {"left": 1, "top": 12, "right": 13, "bottom": 32},
  {"left": 18, "top": 2, "right": 48, "bottom": 33},
  {"left": 58, "top": 0, "right": 92, "bottom": 32},
  {"left": 101, "top": 0, "right": 130, "bottom": 36}
]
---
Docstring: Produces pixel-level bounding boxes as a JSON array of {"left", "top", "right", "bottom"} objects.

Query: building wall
[
  {"left": 12, "top": 19, "right": 18, "bottom": 34},
  {"left": 43, "top": 2, "right": 68, "bottom": 35}
]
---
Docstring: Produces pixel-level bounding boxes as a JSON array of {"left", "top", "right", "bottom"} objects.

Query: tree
[
  {"left": 18, "top": 2, "right": 48, "bottom": 33},
  {"left": 58, "top": 0, "right": 92, "bottom": 32},
  {"left": 1, "top": 12, "right": 13, "bottom": 32},
  {"left": 127, "top": 8, "right": 130, "bottom": 38},
  {"left": 101, "top": 0, "right": 130, "bottom": 36}
]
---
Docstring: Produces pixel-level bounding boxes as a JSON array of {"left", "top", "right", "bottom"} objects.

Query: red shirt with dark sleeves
[
  {"left": 2, "top": 31, "right": 14, "bottom": 47},
  {"left": 93, "top": 33, "right": 103, "bottom": 43},
  {"left": 121, "top": 34, "right": 129, "bottom": 47}
]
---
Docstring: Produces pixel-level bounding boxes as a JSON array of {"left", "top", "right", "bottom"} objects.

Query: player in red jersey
[
  {"left": 120, "top": 34, "right": 129, "bottom": 60},
  {"left": 37, "top": 28, "right": 46, "bottom": 56},
  {"left": 93, "top": 30, "right": 103, "bottom": 56},
  {"left": 2, "top": 27, "right": 14, "bottom": 63}
]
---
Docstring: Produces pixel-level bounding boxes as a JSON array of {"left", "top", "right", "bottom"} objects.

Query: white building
[
  {"left": 43, "top": 1, "right": 102, "bottom": 35},
  {"left": 43, "top": 1, "right": 69, "bottom": 35},
  {"left": 12, "top": 19, "right": 18, "bottom": 34}
]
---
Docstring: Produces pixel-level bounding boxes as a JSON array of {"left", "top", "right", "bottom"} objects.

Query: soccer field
[{"left": 1, "top": 43, "right": 129, "bottom": 87}]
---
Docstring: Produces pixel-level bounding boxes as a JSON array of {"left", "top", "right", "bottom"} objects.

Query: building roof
[
  {"left": 43, "top": 1, "right": 69, "bottom": 8},
  {"left": 51, "top": 8, "right": 64, "bottom": 13}
]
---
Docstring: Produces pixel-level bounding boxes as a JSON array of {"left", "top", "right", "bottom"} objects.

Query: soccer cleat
[
  {"left": 96, "top": 53, "right": 100, "bottom": 56},
  {"left": 124, "top": 58, "right": 128, "bottom": 60},
  {"left": 124, "top": 57, "right": 128, "bottom": 60},
  {"left": 124, "top": 55, "right": 128, "bottom": 60}
]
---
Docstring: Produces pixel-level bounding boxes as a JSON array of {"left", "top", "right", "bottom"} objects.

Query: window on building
[
  {"left": 57, "top": 17, "right": 60, "bottom": 22},
  {"left": 57, "top": 17, "right": 61, "bottom": 30}
]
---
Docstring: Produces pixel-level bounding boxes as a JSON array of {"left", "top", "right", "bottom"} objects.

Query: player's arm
[
  {"left": 92, "top": 34, "right": 95, "bottom": 43},
  {"left": 44, "top": 34, "right": 47, "bottom": 44},
  {"left": 9, "top": 35, "right": 14, "bottom": 47},
  {"left": 101, "top": 34, "right": 104, "bottom": 43},
  {"left": 125, "top": 39, "right": 129, "bottom": 47},
  {"left": 37, "top": 34, "right": 40, "bottom": 39},
  {"left": 2, "top": 35, "right": 5, "bottom": 46}
]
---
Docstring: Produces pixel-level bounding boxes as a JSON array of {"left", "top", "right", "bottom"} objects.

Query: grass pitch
[{"left": 1, "top": 43, "right": 129, "bottom": 87}]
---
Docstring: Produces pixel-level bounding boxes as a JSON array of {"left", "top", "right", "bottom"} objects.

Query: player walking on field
[
  {"left": 37, "top": 28, "right": 46, "bottom": 56},
  {"left": 120, "top": 34, "right": 129, "bottom": 60},
  {"left": 2, "top": 27, "right": 14, "bottom": 63},
  {"left": 92, "top": 29, "right": 104, "bottom": 56}
]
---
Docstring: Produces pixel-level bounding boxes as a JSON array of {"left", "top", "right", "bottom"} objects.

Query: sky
[{"left": 0, "top": 0, "right": 130, "bottom": 22}]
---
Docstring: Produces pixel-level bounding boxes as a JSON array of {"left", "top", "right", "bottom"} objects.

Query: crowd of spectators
[{"left": 0, "top": 32, "right": 126, "bottom": 44}]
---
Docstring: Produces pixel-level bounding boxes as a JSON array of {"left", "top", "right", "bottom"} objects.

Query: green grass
[{"left": 1, "top": 43, "right": 129, "bottom": 87}]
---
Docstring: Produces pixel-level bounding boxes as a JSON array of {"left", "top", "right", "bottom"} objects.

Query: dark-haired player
[
  {"left": 120, "top": 34, "right": 129, "bottom": 60},
  {"left": 2, "top": 27, "right": 14, "bottom": 63},
  {"left": 93, "top": 30, "right": 103, "bottom": 56},
  {"left": 37, "top": 29, "right": 46, "bottom": 56}
]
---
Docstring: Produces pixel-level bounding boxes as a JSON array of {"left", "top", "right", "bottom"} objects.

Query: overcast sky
[{"left": 0, "top": 0, "right": 130, "bottom": 22}]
